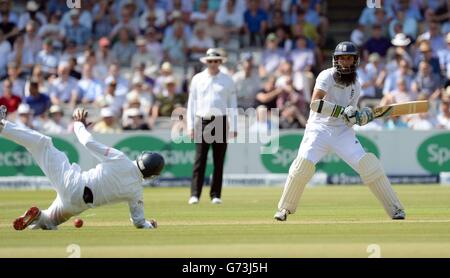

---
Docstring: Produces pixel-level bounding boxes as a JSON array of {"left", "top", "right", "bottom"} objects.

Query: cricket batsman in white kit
[
  {"left": 0, "top": 106, "right": 164, "bottom": 230},
  {"left": 274, "top": 41, "right": 405, "bottom": 221}
]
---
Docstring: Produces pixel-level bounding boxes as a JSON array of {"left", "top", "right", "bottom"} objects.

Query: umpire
[{"left": 187, "top": 48, "right": 238, "bottom": 205}]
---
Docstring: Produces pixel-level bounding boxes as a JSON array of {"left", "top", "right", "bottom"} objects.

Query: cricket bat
[{"left": 372, "top": 101, "right": 429, "bottom": 119}]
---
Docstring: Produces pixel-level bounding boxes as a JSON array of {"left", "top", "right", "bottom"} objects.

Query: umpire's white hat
[{"left": 200, "top": 48, "right": 227, "bottom": 64}]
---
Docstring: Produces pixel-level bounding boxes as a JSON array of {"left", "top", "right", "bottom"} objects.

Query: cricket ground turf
[{"left": 1, "top": 185, "right": 449, "bottom": 258}]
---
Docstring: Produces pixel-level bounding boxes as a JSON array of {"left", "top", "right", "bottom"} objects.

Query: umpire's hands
[{"left": 72, "top": 107, "right": 92, "bottom": 127}]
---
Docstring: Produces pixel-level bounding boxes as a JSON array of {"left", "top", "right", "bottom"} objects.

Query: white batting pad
[
  {"left": 358, "top": 153, "right": 404, "bottom": 218},
  {"left": 278, "top": 157, "right": 315, "bottom": 213}
]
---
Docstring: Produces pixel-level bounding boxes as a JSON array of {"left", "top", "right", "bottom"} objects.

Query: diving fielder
[
  {"left": 274, "top": 41, "right": 405, "bottom": 221},
  {"left": 0, "top": 106, "right": 164, "bottom": 230}
]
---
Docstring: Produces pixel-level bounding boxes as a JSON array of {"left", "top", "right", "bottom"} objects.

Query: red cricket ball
[{"left": 74, "top": 218, "right": 83, "bottom": 228}]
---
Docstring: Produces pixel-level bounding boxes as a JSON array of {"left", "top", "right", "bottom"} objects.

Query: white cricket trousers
[
  {"left": 1, "top": 121, "right": 88, "bottom": 229},
  {"left": 298, "top": 123, "right": 366, "bottom": 170}
]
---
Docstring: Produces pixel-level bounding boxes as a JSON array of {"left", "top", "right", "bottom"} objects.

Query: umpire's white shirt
[
  {"left": 187, "top": 69, "right": 238, "bottom": 132},
  {"left": 73, "top": 122, "right": 147, "bottom": 227},
  {"left": 309, "top": 68, "right": 361, "bottom": 126}
]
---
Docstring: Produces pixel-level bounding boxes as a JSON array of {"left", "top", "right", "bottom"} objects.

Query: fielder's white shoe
[
  {"left": 211, "top": 197, "right": 222, "bottom": 204},
  {"left": 188, "top": 196, "right": 199, "bottom": 205},
  {"left": 0, "top": 105, "right": 6, "bottom": 132},
  {"left": 274, "top": 209, "right": 290, "bottom": 221},
  {"left": 392, "top": 209, "right": 406, "bottom": 220}
]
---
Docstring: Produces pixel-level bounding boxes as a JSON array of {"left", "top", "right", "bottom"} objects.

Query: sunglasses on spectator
[{"left": 207, "top": 60, "right": 221, "bottom": 64}]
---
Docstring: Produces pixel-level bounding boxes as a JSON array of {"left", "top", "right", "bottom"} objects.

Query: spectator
[
  {"left": 279, "top": 104, "right": 306, "bottom": 129},
  {"left": 3, "top": 62, "right": 25, "bottom": 98},
  {"left": 215, "top": 0, "right": 244, "bottom": 37},
  {"left": 417, "top": 21, "right": 446, "bottom": 54},
  {"left": 290, "top": 36, "right": 314, "bottom": 72},
  {"left": 233, "top": 53, "right": 261, "bottom": 110},
  {"left": 23, "top": 20, "right": 42, "bottom": 59},
  {"left": 0, "top": 79, "right": 21, "bottom": 113},
  {"left": 94, "top": 78, "right": 123, "bottom": 114},
  {"left": 249, "top": 105, "right": 273, "bottom": 134},
  {"left": 154, "top": 76, "right": 186, "bottom": 117},
  {"left": 128, "top": 75, "right": 154, "bottom": 113},
  {"left": 78, "top": 64, "right": 103, "bottom": 104},
  {"left": 38, "top": 12, "right": 65, "bottom": 49},
  {"left": 276, "top": 74, "right": 308, "bottom": 117},
  {"left": 104, "top": 63, "right": 129, "bottom": 100},
  {"left": 415, "top": 40, "right": 442, "bottom": 74},
  {"left": 15, "top": 103, "right": 35, "bottom": 129},
  {"left": 412, "top": 61, "right": 442, "bottom": 99},
  {"left": 408, "top": 111, "right": 438, "bottom": 130},
  {"left": 110, "top": 4, "right": 140, "bottom": 39},
  {"left": 92, "top": 0, "right": 117, "bottom": 39},
  {"left": 388, "top": 7, "right": 418, "bottom": 39},
  {"left": 0, "top": 29, "right": 11, "bottom": 78},
  {"left": 111, "top": 28, "right": 137, "bottom": 68},
  {"left": 49, "top": 62, "right": 79, "bottom": 106},
  {"left": 0, "top": 2, "right": 18, "bottom": 45},
  {"left": 24, "top": 78, "right": 50, "bottom": 117},
  {"left": 64, "top": 9, "right": 91, "bottom": 49},
  {"left": 96, "top": 37, "right": 114, "bottom": 70},
  {"left": 35, "top": 39, "right": 59, "bottom": 76},
  {"left": 382, "top": 78, "right": 418, "bottom": 105},
  {"left": 437, "top": 33, "right": 450, "bottom": 80},
  {"left": 357, "top": 58, "right": 377, "bottom": 99},
  {"left": 162, "top": 21, "right": 188, "bottom": 66},
  {"left": 255, "top": 75, "right": 283, "bottom": 109},
  {"left": 8, "top": 35, "right": 34, "bottom": 76},
  {"left": 350, "top": 24, "right": 365, "bottom": 48},
  {"left": 144, "top": 28, "right": 163, "bottom": 72},
  {"left": 364, "top": 25, "right": 392, "bottom": 58},
  {"left": 386, "top": 33, "right": 413, "bottom": 68},
  {"left": 243, "top": 0, "right": 268, "bottom": 47},
  {"left": 383, "top": 59, "right": 414, "bottom": 95},
  {"left": 139, "top": 0, "right": 166, "bottom": 30},
  {"left": 131, "top": 36, "right": 155, "bottom": 71},
  {"left": 295, "top": 8, "right": 318, "bottom": 44},
  {"left": 61, "top": 0, "right": 93, "bottom": 31},
  {"left": 47, "top": 0, "right": 70, "bottom": 16},
  {"left": 0, "top": 0, "right": 18, "bottom": 26},
  {"left": 259, "top": 33, "right": 285, "bottom": 77},
  {"left": 122, "top": 107, "right": 150, "bottom": 130},
  {"left": 92, "top": 107, "right": 122, "bottom": 133},
  {"left": 385, "top": 115, "right": 409, "bottom": 130},
  {"left": 437, "top": 87, "right": 450, "bottom": 129},
  {"left": 188, "top": 23, "right": 214, "bottom": 62},
  {"left": 41, "top": 104, "right": 68, "bottom": 134},
  {"left": 190, "top": 0, "right": 209, "bottom": 23},
  {"left": 18, "top": 1, "right": 47, "bottom": 30}
]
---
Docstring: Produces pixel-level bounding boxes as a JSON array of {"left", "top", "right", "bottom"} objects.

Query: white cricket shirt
[
  {"left": 73, "top": 122, "right": 148, "bottom": 228},
  {"left": 309, "top": 68, "right": 361, "bottom": 126},
  {"left": 187, "top": 69, "right": 238, "bottom": 132}
]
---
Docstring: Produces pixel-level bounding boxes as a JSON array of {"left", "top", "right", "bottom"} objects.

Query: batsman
[{"left": 274, "top": 41, "right": 405, "bottom": 221}]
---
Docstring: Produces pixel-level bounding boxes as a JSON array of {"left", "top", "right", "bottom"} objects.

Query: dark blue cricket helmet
[
  {"left": 332, "top": 41, "right": 360, "bottom": 74},
  {"left": 136, "top": 152, "right": 165, "bottom": 178}
]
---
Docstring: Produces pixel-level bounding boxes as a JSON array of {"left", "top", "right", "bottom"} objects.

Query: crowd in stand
[
  {"left": 352, "top": 0, "right": 450, "bottom": 130},
  {"left": 0, "top": 0, "right": 448, "bottom": 134}
]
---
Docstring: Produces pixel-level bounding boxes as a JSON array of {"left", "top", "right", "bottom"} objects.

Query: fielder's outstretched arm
[
  {"left": 128, "top": 195, "right": 155, "bottom": 229},
  {"left": 73, "top": 121, "right": 119, "bottom": 162}
]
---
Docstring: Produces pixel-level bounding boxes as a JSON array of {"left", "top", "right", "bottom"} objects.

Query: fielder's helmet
[
  {"left": 136, "top": 152, "right": 165, "bottom": 178},
  {"left": 333, "top": 41, "right": 360, "bottom": 74}
]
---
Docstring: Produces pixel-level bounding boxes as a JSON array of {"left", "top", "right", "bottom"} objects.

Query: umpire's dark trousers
[{"left": 191, "top": 116, "right": 228, "bottom": 199}]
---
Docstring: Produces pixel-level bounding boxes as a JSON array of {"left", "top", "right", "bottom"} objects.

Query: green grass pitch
[{"left": 1, "top": 185, "right": 450, "bottom": 258}]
